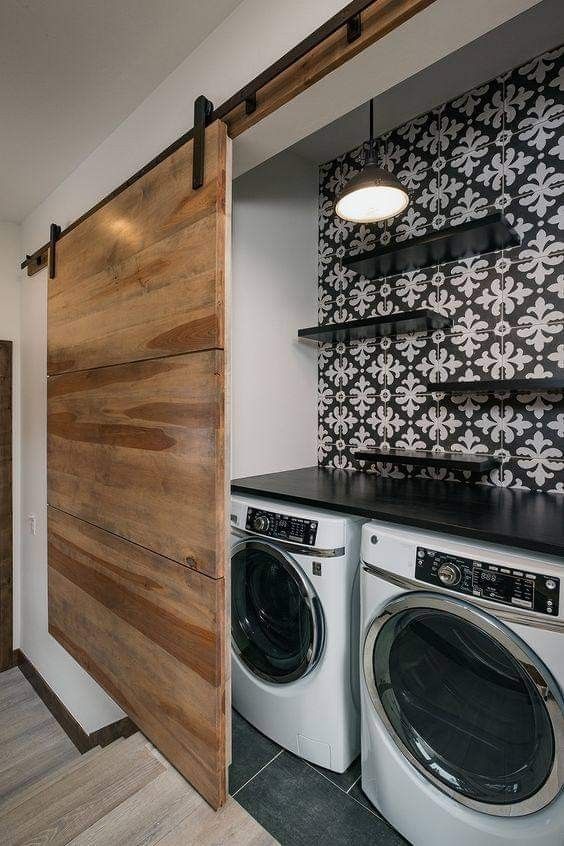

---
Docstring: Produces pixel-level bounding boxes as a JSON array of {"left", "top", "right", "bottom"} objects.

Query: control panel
[
  {"left": 416, "top": 547, "right": 560, "bottom": 616},
  {"left": 246, "top": 507, "right": 318, "bottom": 546}
]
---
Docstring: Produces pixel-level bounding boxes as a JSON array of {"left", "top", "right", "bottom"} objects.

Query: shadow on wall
[{"left": 317, "top": 44, "right": 564, "bottom": 494}]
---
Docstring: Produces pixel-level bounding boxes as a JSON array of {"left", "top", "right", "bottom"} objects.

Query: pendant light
[{"left": 335, "top": 100, "right": 409, "bottom": 223}]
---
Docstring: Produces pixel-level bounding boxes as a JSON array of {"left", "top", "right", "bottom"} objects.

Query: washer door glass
[
  {"left": 370, "top": 606, "right": 555, "bottom": 807},
  {"left": 231, "top": 541, "right": 322, "bottom": 683}
]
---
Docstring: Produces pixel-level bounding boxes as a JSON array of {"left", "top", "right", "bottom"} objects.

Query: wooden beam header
[{"left": 21, "top": 0, "right": 435, "bottom": 275}]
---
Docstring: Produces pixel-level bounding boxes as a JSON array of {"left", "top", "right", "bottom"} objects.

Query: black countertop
[{"left": 231, "top": 467, "right": 564, "bottom": 558}]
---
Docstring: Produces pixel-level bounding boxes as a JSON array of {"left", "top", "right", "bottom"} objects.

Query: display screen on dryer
[
  {"left": 415, "top": 547, "right": 559, "bottom": 616},
  {"left": 473, "top": 566, "right": 534, "bottom": 607}
]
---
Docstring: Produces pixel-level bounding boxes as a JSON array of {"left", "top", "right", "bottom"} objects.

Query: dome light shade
[
  {"left": 335, "top": 98, "right": 410, "bottom": 223},
  {"left": 335, "top": 163, "right": 409, "bottom": 223}
]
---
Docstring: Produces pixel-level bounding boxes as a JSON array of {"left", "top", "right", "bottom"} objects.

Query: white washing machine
[
  {"left": 360, "top": 521, "right": 564, "bottom": 846},
  {"left": 230, "top": 494, "right": 363, "bottom": 772}
]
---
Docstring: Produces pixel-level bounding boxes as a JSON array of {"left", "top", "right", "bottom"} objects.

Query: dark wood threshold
[{"left": 12, "top": 649, "right": 137, "bottom": 753}]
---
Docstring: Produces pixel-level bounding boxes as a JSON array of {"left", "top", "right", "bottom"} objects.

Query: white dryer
[
  {"left": 230, "top": 494, "right": 363, "bottom": 772},
  {"left": 359, "top": 521, "right": 564, "bottom": 846}
]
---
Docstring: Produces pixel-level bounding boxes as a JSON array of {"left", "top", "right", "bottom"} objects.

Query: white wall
[
  {"left": 232, "top": 151, "right": 318, "bottom": 479},
  {"left": 0, "top": 224, "right": 21, "bottom": 650}
]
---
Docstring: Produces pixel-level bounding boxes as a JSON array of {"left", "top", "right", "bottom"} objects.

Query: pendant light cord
[{"left": 367, "top": 98, "right": 377, "bottom": 164}]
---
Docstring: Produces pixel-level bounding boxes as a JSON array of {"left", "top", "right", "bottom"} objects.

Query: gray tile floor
[{"left": 229, "top": 710, "right": 409, "bottom": 845}]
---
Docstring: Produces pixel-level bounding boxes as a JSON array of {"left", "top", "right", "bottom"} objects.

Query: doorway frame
[{"left": 0, "top": 340, "right": 13, "bottom": 671}]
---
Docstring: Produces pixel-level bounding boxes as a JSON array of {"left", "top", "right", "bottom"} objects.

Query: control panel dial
[
  {"left": 253, "top": 515, "right": 270, "bottom": 533},
  {"left": 438, "top": 563, "right": 461, "bottom": 587}
]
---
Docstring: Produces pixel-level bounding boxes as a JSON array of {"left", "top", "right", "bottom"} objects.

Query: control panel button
[
  {"left": 438, "top": 563, "right": 461, "bottom": 587},
  {"left": 546, "top": 579, "right": 557, "bottom": 591}
]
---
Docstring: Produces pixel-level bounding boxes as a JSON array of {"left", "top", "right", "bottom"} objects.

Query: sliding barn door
[{"left": 47, "top": 121, "right": 231, "bottom": 809}]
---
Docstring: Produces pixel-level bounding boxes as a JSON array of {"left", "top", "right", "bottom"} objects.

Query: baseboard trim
[{"left": 13, "top": 649, "right": 137, "bottom": 753}]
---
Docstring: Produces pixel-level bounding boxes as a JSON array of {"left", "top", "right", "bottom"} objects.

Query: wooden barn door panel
[
  {"left": 48, "top": 120, "right": 228, "bottom": 376},
  {"left": 48, "top": 349, "right": 225, "bottom": 578},
  {"left": 47, "top": 120, "right": 230, "bottom": 809},
  {"left": 48, "top": 508, "right": 226, "bottom": 808}
]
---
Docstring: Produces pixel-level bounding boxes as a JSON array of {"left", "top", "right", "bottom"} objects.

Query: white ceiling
[{"left": 0, "top": 0, "right": 243, "bottom": 222}]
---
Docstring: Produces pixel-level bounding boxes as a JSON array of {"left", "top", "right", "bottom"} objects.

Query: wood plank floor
[{"left": 0, "top": 667, "right": 277, "bottom": 845}]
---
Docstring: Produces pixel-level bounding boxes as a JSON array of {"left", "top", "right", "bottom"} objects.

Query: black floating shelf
[
  {"left": 343, "top": 212, "right": 520, "bottom": 280},
  {"left": 353, "top": 447, "right": 498, "bottom": 473},
  {"left": 426, "top": 376, "right": 564, "bottom": 394},
  {"left": 298, "top": 309, "right": 452, "bottom": 343}
]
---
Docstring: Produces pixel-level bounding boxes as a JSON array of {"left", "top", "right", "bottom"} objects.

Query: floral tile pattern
[{"left": 317, "top": 45, "right": 564, "bottom": 492}]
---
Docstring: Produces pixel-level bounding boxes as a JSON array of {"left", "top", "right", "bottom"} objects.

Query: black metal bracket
[
  {"left": 25, "top": 253, "right": 46, "bottom": 269},
  {"left": 347, "top": 12, "right": 362, "bottom": 43},
  {"left": 48, "top": 223, "right": 61, "bottom": 280},
  {"left": 192, "top": 95, "right": 214, "bottom": 190},
  {"left": 245, "top": 92, "right": 257, "bottom": 115}
]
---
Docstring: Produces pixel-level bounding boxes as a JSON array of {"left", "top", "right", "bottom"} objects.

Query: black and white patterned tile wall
[{"left": 317, "top": 45, "right": 564, "bottom": 493}]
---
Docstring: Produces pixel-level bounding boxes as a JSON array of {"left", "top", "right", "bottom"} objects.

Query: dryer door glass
[
  {"left": 231, "top": 541, "right": 323, "bottom": 684},
  {"left": 370, "top": 606, "right": 555, "bottom": 807}
]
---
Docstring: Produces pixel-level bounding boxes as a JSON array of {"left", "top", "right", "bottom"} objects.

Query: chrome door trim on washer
[
  {"left": 363, "top": 591, "right": 564, "bottom": 816},
  {"left": 363, "top": 562, "right": 564, "bottom": 634},
  {"left": 231, "top": 538, "right": 325, "bottom": 684},
  {"left": 231, "top": 524, "right": 345, "bottom": 558}
]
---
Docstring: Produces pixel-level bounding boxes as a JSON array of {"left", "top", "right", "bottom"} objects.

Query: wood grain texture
[
  {"left": 156, "top": 797, "right": 278, "bottom": 846},
  {"left": 223, "top": 0, "right": 436, "bottom": 138},
  {"left": 0, "top": 695, "right": 47, "bottom": 732},
  {"left": 0, "top": 667, "right": 81, "bottom": 809},
  {"left": 48, "top": 349, "right": 226, "bottom": 577},
  {"left": 0, "top": 741, "right": 114, "bottom": 818},
  {"left": 1, "top": 733, "right": 165, "bottom": 846},
  {"left": 0, "top": 341, "right": 13, "bottom": 672},
  {"left": 0, "top": 735, "right": 79, "bottom": 807},
  {"left": 0, "top": 747, "right": 101, "bottom": 819},
  {"left": 48, "top": 122, "right": 228, "bottom": 375},
  {"left": 47, "top": 119, "right": 230, "bottom": 809},
  {"left": 68, "top": 768, "right": 201, "bottom": 846},
  {"left": 48, "top": 508, "right": 227, "bottom": 809},
  {"left": 0, "top": 669, "right": 272, "bottom": 843},
  {"left": 0, "top": 715, "right": 76, "bottom": 780}
]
